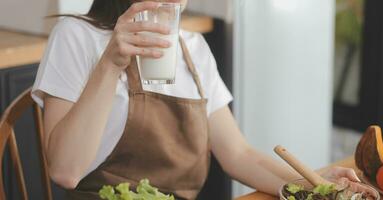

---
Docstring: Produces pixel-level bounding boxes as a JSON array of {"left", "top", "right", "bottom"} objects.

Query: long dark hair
[{"left": 55, "top": 0, "right": 136, "bottom": 30}]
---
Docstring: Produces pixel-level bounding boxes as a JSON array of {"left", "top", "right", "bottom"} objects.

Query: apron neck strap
[
  {"left": 126, "top": 56, "right": 143, "bottom": 92},
  {"left": 126, "top": 36, "right": 205, "bottom": 99},
  {"left": 179, "top": 37, "right": 205, "bottom": 99}
]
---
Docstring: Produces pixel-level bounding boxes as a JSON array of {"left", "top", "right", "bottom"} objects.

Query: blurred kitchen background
[{"left": 1, "top": 0, "right": 383, "bottom": 199}]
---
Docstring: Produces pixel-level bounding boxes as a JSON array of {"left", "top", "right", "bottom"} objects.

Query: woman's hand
[
  {"left": 321, "top": 166, "right": 361, "bottom": 182},
  {"left": 321, "top": 167, "right": 377, "bottom": 197},
  {"left": 100, "top": 1, "right": 172, "bottom": 70}
]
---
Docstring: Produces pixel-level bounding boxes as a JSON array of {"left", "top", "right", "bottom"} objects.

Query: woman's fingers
[
  {"left": 348, "top": 182, "right": 378, "bottom": 198},
  {"left": 333, "top": 166, "right": 361, "bottom": 182},
  {"left": 118, "top": 1, "right": 160, "bottom": 22},
  {"left": 335, "top": 178, "right": 377, "bottom": 198},
  {"left": 132, "top": 46, "right": 163, "bottom": 58},
  {"left": 346, "top": 169, "right": 362, "bottom": 182},
  {"left": 163, "top": 0, "right": 181, "bottom": 2},
  {"left": 334, "top": 167, "right": 362, "bottom": 182},
  {"left": 321, "top": 167, "right": 378, "bottom": 198},
  {"left": 111, "top": 1, "right": 174, "bottom": 60},
  {"left": 125, "top": 34, "right": 171, "bottom": 48},
  {"left": 119, "top": 44, "right": 163, "bottom": 58},
  {"left": 124, "top": 21, "right": 170, "bottom": 35}
]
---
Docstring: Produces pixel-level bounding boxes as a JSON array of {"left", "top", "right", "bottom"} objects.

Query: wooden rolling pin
[{"left": 274, "top": 145, "right": 332, "bottom": 186}]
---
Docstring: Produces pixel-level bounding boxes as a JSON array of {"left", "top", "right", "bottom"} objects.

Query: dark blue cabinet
[{"left": 0, "top": 64, "right": 66, "bottom": 200}]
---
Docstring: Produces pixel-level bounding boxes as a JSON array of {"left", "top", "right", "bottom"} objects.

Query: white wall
[
  {"left": 58, "top": 0, "right": 93, "bottom": 15},
  {"left": 233, "top": 0, "right": 334, "bottom": 197},
  {"left": 0, "top": 0, "right": 92, "bottom": 34},
  {"left": 187, "top": 0, "right": 232, "bottom": 22}
]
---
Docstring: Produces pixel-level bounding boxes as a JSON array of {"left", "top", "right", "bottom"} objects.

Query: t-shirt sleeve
[
  {"left": 194, "top": 34, "right": 233, "bottom": 116},
  {"left": 31, "top": 18, "right": 93, "bottom": 107}
]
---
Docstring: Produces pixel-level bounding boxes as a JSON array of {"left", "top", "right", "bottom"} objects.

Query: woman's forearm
[
  {"left": 227, "top": 147, "right": 301, "bottom": 195},
  {"left": 210, "top": 107, "right": 361, "bottom": 196},
  {"left": 208, "top": 107, "right": 301, "bottom": 195},
  {"left": 47, "top": 60, "right": 122, "bottom": 187}
]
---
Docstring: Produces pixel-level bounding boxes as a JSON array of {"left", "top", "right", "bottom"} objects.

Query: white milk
[{"left": 137, "top": 33, "right": 179, "bottom": 82}]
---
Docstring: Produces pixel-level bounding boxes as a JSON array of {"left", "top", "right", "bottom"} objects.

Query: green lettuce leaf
[
  {"left": 99, "top": 179, "right": 175, "bottom": 200},
  {"left": 313, "top": 184, "right": 337, "bottom": 196},
  {"left": 116, "top": 183, "right": 130, "bottom": 195},
  {"left": 288, "top": 196, "right": 296, "bottom": 200},
  {"left": 287, "top": 184, "right": 304, "bottom": 194},
  {"left": 99, "top": 185, "right": 119, "bottom": 200},
  {"left": 306, "top": 193, "right": 313, "bottom": 200}
]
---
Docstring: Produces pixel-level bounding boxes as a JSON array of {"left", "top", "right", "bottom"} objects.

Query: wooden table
[
  {"left": 235, "top": 157, "right": 357, "bottom": 200},
  {"left": 0, "top": 14, "right": 213, "bottom": 70},
  {"left": 0, "top": 30, "right": 47, "bottom": 69}
]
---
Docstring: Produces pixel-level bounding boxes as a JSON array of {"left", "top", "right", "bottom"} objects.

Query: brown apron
[{"left": 66, "top": 37, "right": 211, "bottom": 200}]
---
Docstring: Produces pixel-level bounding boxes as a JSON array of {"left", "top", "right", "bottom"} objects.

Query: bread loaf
[{"left": 355, "top": 126, "right": 383, "bottom": 188}]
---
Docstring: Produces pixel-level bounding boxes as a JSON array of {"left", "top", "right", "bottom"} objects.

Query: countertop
[
  {"left": 0, "top": 30, "right": 47, "bottom": 69},
  {"left": 0, "top": 14, "right": 213, "bottom": 69},
  {"left": 235, "top": 156, "right": 358, "bottom": 200}
]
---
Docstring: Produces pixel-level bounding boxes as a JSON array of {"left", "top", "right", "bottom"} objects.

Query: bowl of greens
[
  {"left": 99, "top": 179, "right": 175, "bottom": 200},
  {"left": 280, "top": 179, "right": 380, "bottom": 200}
]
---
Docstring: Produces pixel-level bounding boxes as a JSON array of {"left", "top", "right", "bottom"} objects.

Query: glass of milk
[{"left": 134, "top": 3, "right": 181, "bottom": 85}]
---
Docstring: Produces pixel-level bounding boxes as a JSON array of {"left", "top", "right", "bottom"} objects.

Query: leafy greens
[{"left": 99, "top": 179, "right": 175, "bottom": 200}]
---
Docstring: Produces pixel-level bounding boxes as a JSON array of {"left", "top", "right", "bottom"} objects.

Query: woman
[{"left": 32, "top": 0, "right": 361, "bottom": 199}]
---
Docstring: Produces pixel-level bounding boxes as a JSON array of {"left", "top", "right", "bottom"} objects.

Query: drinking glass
[{"left": 135, "top": 3, "right": 181, "bottom": 85}]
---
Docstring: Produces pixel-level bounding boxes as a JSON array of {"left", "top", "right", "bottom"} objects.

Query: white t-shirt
[{"left": 32, "top": 17, "right": 233, "bottom": 178}]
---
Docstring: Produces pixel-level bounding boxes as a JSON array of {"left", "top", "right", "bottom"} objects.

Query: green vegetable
[
  {"left": 99, "top": 185, "right": 119, "bottom": 200},
  {"left": 306, "top": 193, "right": 313, "bottom": 200},
  {"left": 313, "top": 184, "right": 337, "bottom": 196},
  {"left": 337, "top": 193, "right": 348, "bottom": 200},
  {"left": 99, "top": 179, "right": 174, "bottom": 200},
  {"left": 115, "top": 183, "right": 135, "bottom": 200},
  {"left": 288, "top": 196, "right": 296, "bottom": 200},
  {"left": 286, "top": 184, "right": 304, "bottom": 194}
]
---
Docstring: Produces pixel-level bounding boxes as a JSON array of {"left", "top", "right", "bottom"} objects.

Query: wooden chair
[{"left": 0, "top": 88, "right": 52, "bottom": 200}]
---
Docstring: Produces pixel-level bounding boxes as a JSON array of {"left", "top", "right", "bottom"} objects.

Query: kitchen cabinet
[
  {"left": 0, "top": 29, "right": 61, "bottom": 199},
  {"left": 0, "top": 64, "right": 67, "bottom": 199}
]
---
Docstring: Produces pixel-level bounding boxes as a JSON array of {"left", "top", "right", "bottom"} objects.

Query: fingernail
[
  {"left": 164, "top": 41, "right": 171, "bottom": 47},
  {"left": 162, "top": 29, "right": 171, "bottom": 35},
  {"left": 154, "top": 2, "right": 161, "bottom": 8},
  {"left": 153, "top": 51, "right": 163, "bottom": 58},
  {"left": 162, "top": 25, "right": 171, "bottom": 34}
]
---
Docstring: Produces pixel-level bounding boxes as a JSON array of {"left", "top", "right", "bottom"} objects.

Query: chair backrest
[{"left": 0, "top": 88, "right": 52, "bottom": 200}]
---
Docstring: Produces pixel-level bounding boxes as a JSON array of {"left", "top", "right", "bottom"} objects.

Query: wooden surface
[
  {"left": 0, "top": 30, "right": 47, "bottom": 69},
  {"left": 235, "top": 156, "right": 357, "bottom": 200},
  {"left": 181, "top": 13, "right": 214, "bottom": 34},
  {"left": 0, "top": 14, "right": 213, "bottom": 70}
]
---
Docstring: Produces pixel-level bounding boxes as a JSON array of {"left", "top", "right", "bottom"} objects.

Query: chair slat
[
  {"left": 3, "top": 89, "right": 34, "bottom": 126},
  {"left": 33, "top": 103, "right": 53, "bottom": 200},
  {"left": 0, "top": 122, "right": 11, "bottom": 200},
  {"left": 0, "top": 88, "right": 53, "bottom": 200},
  {"left": 9, "top": 128, "right": 28, "bottom": 200}
]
